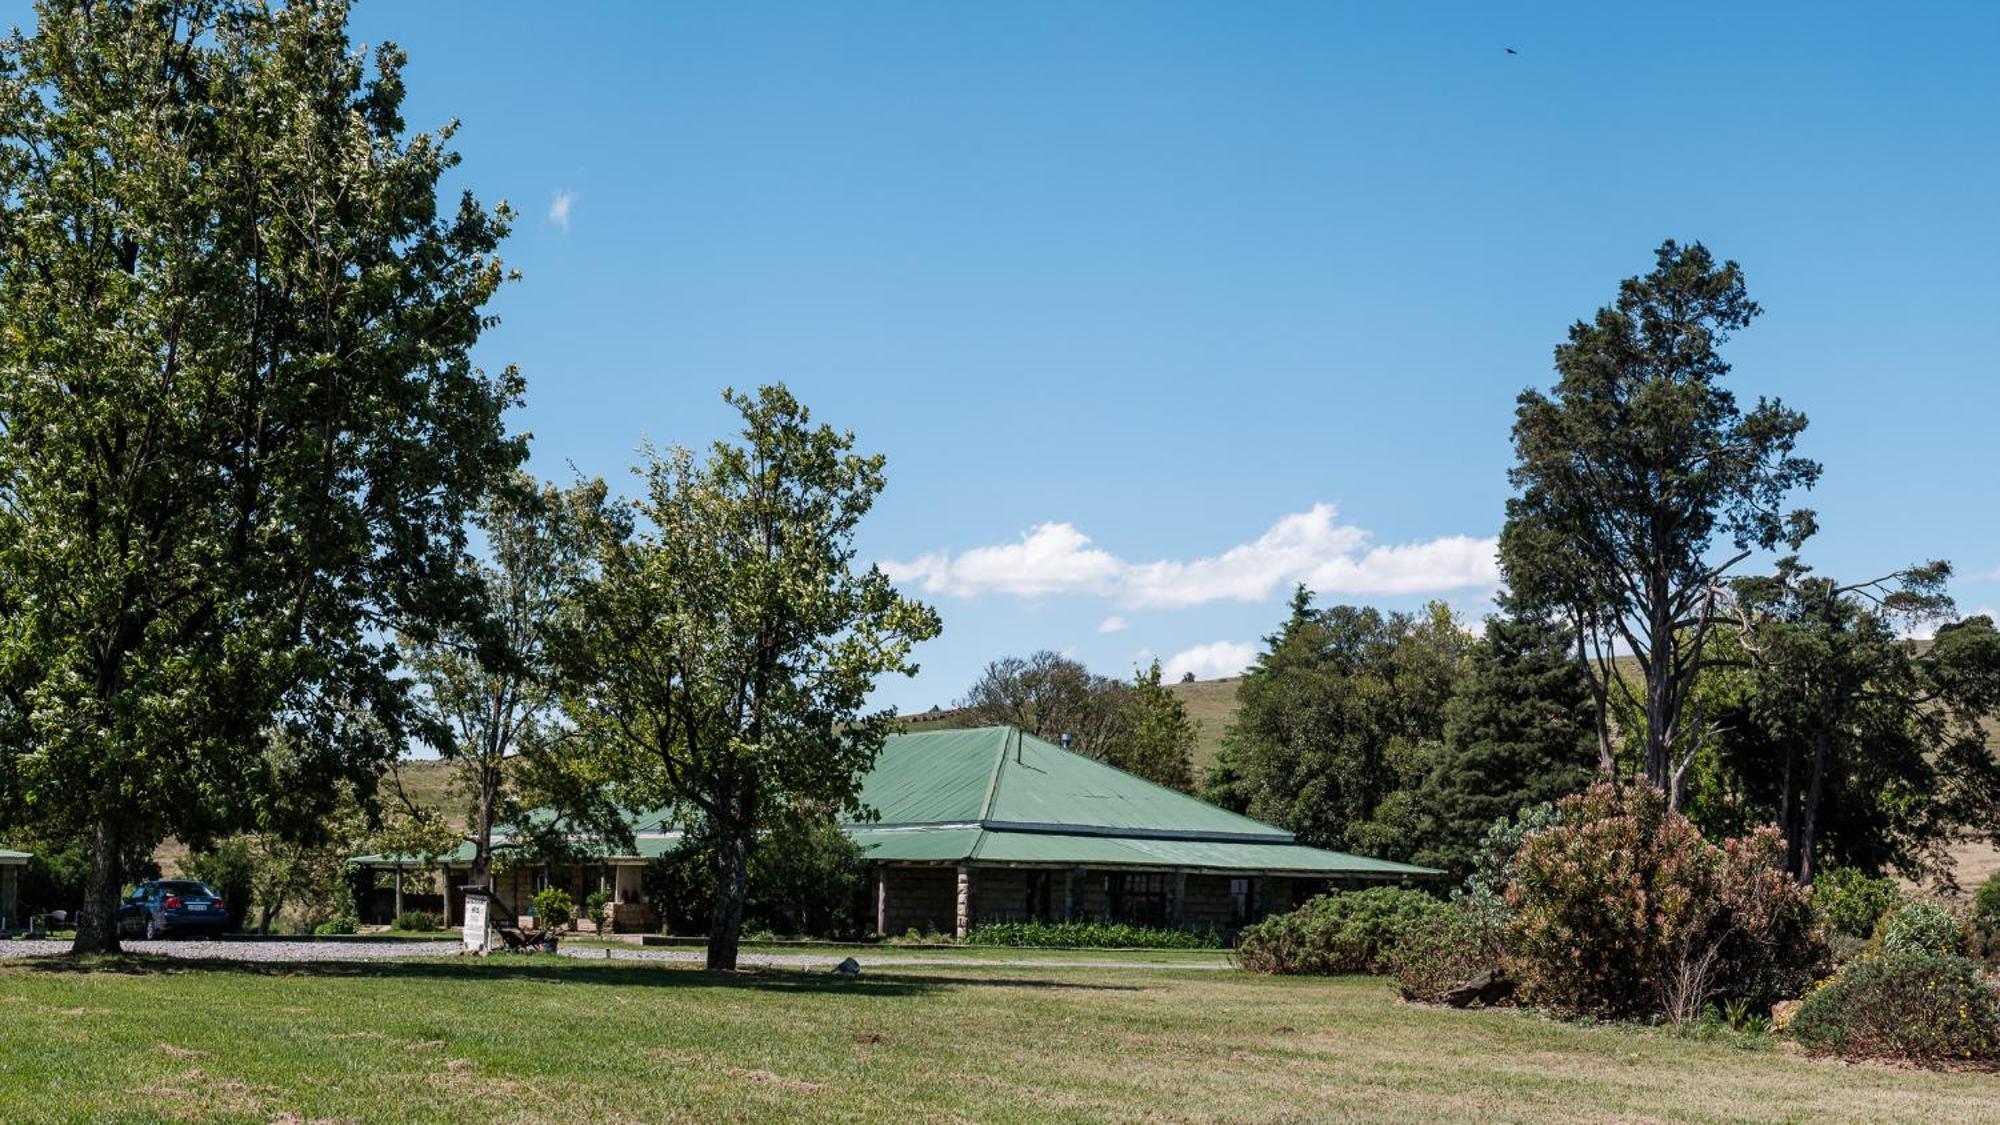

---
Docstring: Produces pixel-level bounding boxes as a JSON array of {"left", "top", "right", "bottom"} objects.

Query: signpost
[{"left": 461, "top": 887, "right": 492, "bottom": 954}]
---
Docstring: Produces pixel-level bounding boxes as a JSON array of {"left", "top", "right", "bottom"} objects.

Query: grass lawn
[{"left": 1, "top": 956, "right": 1992, "bottom": 1123}]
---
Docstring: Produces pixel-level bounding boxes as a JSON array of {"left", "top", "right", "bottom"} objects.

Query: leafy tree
[
  {"left": 1500, "top": 240, "right": 1819, "bottom": 807},
  {"left": 1718, "top": 560, "right": 2000, "bottom": 884},
  {"left": 640, "top": 811, "right": 869, "bottom": 940},
  {"left": 405, "top": 473, "right": 606, "bottom": 900},
  {"left": 957, "top": 650, "right": 1129, "bottom": 753},
  {"left": 1221, "top": 589, "right": 1469, "bottom": 857},
  {"left": 182, "top": 841, "right": 258, "bottom": 932},
  {"left": 1104, "top": 661, "right": 1198, "bottom": 792},
  {"left": 1411, "top": 609, "right": 1598, "bottom": 880},
  {"left": 10, "top": 832, "right": 157, "bottom": 920},
  {"left": 562, "top": 386, "right": 940, "bottom": 970},
  {"left": 0, "top": 1, "right": 521, "bottom": 951},
  {"left": 741, "top": 812, "right": 870, "bottom": 939}
]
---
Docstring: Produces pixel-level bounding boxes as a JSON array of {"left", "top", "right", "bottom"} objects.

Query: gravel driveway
[{"left": 0, "top": 938, "right": 1227, "bottom": 971}]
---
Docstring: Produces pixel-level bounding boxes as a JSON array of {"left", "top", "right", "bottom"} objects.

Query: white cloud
[
  {"left": 548, "top": 189, "right": 575, "bottom": 232},
  {"left": 1097, "top": 615, "right": 1129, "bottom": 634},
  {"left": 1902, "top": 606, "right": 1997, "bottom": 640},
  {"left": 882, "top": 503, "right": 1498, "bottom": 609},
  {"left": 1162, "top": 640, "right": 1258, "bottom": 683},
  {"left": 1976, "top": 565, "right": 2000, "bottom": 582}
]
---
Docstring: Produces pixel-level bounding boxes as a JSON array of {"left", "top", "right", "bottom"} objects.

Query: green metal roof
[
  {"left": 0, "top": 848, "right": 29, "bottom": 863},
  {"left": 352, "top": 726, "right": 1439, "bottom": 879},
  {"left": 351, "top": 833, "right": 683, "bottom": 867},
  {"left": 848, "top": 727, "right": 1437, "bottom": 878},
  {"left": 855, "top": 727, "right": 1009, "bottom": 824}
]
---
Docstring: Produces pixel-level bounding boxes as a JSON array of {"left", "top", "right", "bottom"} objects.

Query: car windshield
[{"left": 158, "top": 881, "right": 216, "bottom": 897}]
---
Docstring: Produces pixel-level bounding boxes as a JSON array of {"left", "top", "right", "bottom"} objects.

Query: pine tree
[
  {"left": 1413, "top": 611, "right": 1599, "bottom": 880},
  {"left": 1106, "top": 661, "right": 1198, "bottom": 792}
]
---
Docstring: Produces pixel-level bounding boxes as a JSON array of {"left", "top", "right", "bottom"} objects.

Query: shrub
[
  {"left": 1384, "top": 907, "right": 1509, "bottom": 1003},
  {"left": 313, "top": 916, "right": 358, "bottom": 936},
  {"left": 1505, "top": 781, "right": 1821, "bottom": 1020},
  {"left": 183, "top": 841, "right": 256, "bottom": 932},
  {"left": 1791, "top": 950, "right": 2000, "bottom": 1064},
  {"left": 1872, "top": 901, "right": 1964, "bottom": 957},
  {"left": 531, "top": 888, "right": 575, "bottom": 932},
  {"left": 1712, "top": 828, "right": 1825, "bottom": 1013},
  {"left": 392, "top": 910, "right": 443, "bottom": 933},
  {"left": 1811, "top": 867, "right": 1902, "bottom": 939},
  {"left": 1968, "top": 874, "right": 2000, "bottom": 962},
  {"left": 584, "top": 890, "right": 612, "bottom": 934},
  {"left": 963, "top": 921, "right": 1222, "bottom": 950},
  {"left": 641, "top": 817, "right": 869, "bottom": 939},
  {"left": 1454, "top": 802, "right": 1564, "bottom": 926},
  {"left": 1236, "top": 887, "right": 1449, "bottom": 975}
]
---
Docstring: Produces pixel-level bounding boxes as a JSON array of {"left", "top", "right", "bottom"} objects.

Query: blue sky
[{"left": 43, "top": 1, "right": 2000, "bottom": 711}]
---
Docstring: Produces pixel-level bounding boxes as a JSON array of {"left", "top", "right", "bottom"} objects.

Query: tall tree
[
  {"left": 1725, "top": 559, "right": 2000, "bottom": 884},
  {"left": 1412, "top": 608, "right": 1599, "bottom": 880},
  {"left": 0, "top": 1, "right": 522, "bottom": 952},
  {"left": 1500, "top": 240, "right": 1819, "bottom": 807},
  {"left": 561, "top": 386, "right": 940, "bottom": 971},
  {"left": 1104, "top": 660, "right": 1198, "bottom": 792},
  {"left": 1220, "top": 589, "right": 1469, "bottom": 857},
  {"left": 957, "top": 650, "right": 1129, "bottom": 753},
  {"left": 405, "top": 473, "right": 605, "bottom": 906}
]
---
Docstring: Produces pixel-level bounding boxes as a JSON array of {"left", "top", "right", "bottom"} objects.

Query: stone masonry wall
[
  {"left": 878, "top": 866, "right": 957, "bottom": 937},
  {"left": 1181, "top": 873, "right": 1246, "bottom": 930}
]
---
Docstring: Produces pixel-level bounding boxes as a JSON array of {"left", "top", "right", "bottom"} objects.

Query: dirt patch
[
  {"left": 651, "top": 1050, "right": 827, "bottom": 1095},
  {"left": 153, "top": 1044, "right": 209, "bottom": 1059},
  {"left": 129, "top": 1067, "right": 269, "bottom": 1121}
]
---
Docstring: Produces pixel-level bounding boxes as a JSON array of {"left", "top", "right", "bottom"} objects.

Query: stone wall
[
  {"left": 970, "top": 867, "right": 1032, "bottom": 923},
  {"left": 878, "top": 866, "right": 957, "bottom": 937},
  {"left": 1181, "top": 873, "right": 1249, "bottom": 930}
]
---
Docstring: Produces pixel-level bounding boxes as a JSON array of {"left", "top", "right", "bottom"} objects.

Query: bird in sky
[{"left": 1506, "top": 47, "right": 1519, "bottom": 55}]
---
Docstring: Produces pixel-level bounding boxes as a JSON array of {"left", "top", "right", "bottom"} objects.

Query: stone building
[
  {"left": 350, "top": 726, "right": 1436, "bottom": 937},
  {"left": 855, "top": 727, "right": 1436, "bottom": 938}
]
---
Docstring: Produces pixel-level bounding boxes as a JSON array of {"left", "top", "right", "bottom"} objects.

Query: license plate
[{"left": 186, "top": 903, "right": 207, "bottom": 911}]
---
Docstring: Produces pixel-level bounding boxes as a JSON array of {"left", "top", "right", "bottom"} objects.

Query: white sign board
[{"left": 462, "top": 897, "right": 491, "bottom": 953}]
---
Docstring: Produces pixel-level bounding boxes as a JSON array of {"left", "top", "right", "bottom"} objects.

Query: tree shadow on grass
[{"left": 4, "top": 954, "right": 1145, "bottom": 995}]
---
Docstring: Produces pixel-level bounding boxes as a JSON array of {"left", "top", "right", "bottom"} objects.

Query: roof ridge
[
  {"left": 1005, "top": 726, "right": 1298, "bottom": 843},
  {"left": 976, "top": 726, "right": 1014, "bottom": 823}
]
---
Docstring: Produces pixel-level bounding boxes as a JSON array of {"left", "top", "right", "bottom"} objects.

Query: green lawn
[{"left": 1, "top": 956, "right": 1992, "bottom": 1123}]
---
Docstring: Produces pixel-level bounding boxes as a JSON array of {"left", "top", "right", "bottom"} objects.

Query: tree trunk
[
  {"left": 1798, "top": 728, "right": 1831, "bottom": 887},
  {"left": 471, "top": 769, "right": 497, "bottom": 893},
  {"left": 706, "top": 826, "right": 752, "bottom": 972},
  {"left": 1777, "top": 739, "right": 1801, "bottom": 876},
  {"left": 71, "top": 813, "right": 125, "bottom": 954}
]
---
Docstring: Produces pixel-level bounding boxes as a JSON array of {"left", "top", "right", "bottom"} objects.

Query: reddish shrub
[{"left": 1505, "top": 781, "right": 1822, "bottom": 1020}]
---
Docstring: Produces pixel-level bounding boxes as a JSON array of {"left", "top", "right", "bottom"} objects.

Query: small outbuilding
[{"left": 0, "top": 848, "right": 29, "bottom": 927}]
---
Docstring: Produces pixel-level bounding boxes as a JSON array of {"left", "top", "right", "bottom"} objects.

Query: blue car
[{"left": 117, "top": 879, "right": 232, "bottom": 940}]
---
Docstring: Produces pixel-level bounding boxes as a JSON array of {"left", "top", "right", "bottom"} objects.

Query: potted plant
[{"left": 531, "top": 888, "right": 574, "bottom": 953}]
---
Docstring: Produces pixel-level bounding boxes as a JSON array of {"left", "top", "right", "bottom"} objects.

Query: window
[
  {"left": 1229, "top": 878, "right": 1252, "bottom": 926},
  {"left": 1025, "top": 871, "right": 1053, "bottom": 921},
  {"left": 1107, "top": 872, "right": 1170, "bottom": 926}
]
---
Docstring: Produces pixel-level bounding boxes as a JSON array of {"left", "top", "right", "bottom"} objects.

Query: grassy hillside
[
  {"left": 382, "top": 758, "right": 467, "bottom": 826},
  {"left": 894, "top": 676, "right": 1246, "bottom": 781},
  {"left": 1169, "top": 676, "right": 1242, "bottom": 776}
]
